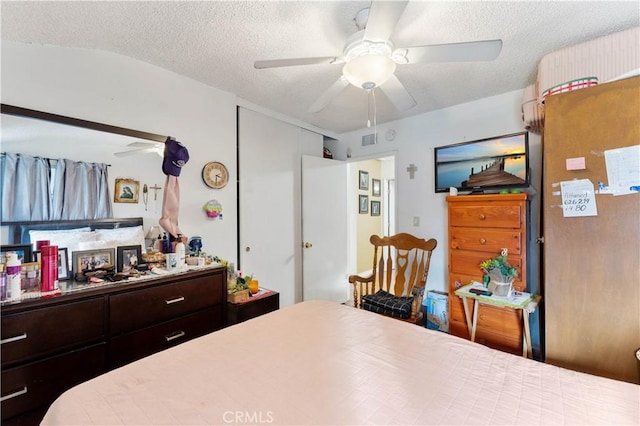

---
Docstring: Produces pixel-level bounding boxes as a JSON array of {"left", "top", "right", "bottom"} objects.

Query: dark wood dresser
[{"left": 0, "top": 266, "right": 226, "bottom": 425}]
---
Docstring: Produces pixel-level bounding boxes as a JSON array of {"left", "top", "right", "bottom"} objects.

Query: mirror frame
[{"left": 1, "top": 103, "right": 167, "bottom": 143}]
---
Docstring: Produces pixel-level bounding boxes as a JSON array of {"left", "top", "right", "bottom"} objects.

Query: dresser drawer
[
  {"left": 1, "top": 298, "right": 105, "bottom": 368},
  {"left": 450, "top": 228, "right": 522, "bottom": 254},
  {"left": 449, "top": 204, "right": 523, "bottom": 228},
  {"left": 448, "top": 298, "right": 522, "bottom": 352},
  {"left": 475, "top": 327, "right": 522, "bottom": 355},
  {"left": 109, "top": 306, "right": 222, "bottom": 368},
  {"left": 109, "top": 274, "right": 223, "bottom": 336},
  {"left": 476, "top": 304, "right": 522, "bottom": 335},
  {"left": 450, "top": 256, "right": 523, "bottom": 290},
  {"left": 1, "top": 343, "right": 105, "bottom": 421}
]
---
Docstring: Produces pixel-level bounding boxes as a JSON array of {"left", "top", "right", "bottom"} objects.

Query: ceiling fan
[
  {"left": 254, "top": 0, "right": 502, "bottom": 113},
  {"left": 114, "top": 141, "right": 164, "bottom": 157}
]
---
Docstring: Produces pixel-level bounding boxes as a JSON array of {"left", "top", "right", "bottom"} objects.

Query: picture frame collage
[
  {"left": 1, "top": 241, "right": 145, "bottom": 299},
  {"left": 358, "top": 170, "right": 382, "bottom": 216}
]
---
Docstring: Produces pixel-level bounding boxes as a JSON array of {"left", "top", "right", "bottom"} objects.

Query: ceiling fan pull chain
[
  {"left": 366, "top": 88, "right": 372, "bottom": 128},
  {"left": 372, "top": 88, "right": 378, "bottom": 138}
]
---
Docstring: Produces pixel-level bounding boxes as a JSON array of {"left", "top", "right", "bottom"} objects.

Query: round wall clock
[{"left": 202, "top": 161, "right": 229, "bottom": 189}]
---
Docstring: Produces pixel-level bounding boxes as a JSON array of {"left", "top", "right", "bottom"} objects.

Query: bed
[{"left": 41, "top": 300, "right": 638, "bottom": 425}]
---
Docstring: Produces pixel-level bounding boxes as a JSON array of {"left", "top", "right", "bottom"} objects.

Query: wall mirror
[{"left": 1, "top": 104, "right": 167, "bottom": 160}]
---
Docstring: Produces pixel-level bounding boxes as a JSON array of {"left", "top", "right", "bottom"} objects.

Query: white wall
[
  {"left": 1, "top": 40, "right": 543, "bottom": 300},
  {"left": 1, "top": 41, "right": 239, "bottom": 264},
  {"left": 328, "top": 90, "right": 542, "bottom": 293}
]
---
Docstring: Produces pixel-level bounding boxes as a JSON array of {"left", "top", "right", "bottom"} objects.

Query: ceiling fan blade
[
  {"left": 126, "top": 141, "right": 162, "bottom": 148},
  {"left": 254, "top": 56, "right": 339, "bottom": 69},
  {"left": 379, "top": 74, "right": 416, "bottom": 112},
  {"left": 308, "top": 77, "right": 349, "bottom": 113},
  {"left": 363, "top": 0, "right": 409, "bottom": 42},
  {"left": 114, "top": 147, "right": 162, "bottom": 157},
  {"left": 399, "top": 39, "right": 503, "bottom": 64}
]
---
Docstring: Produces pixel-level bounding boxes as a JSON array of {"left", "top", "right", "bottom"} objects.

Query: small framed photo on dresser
[
  {"left": 117, "top": 245, "right": 142, "bottom": 273},
  {"left": 33, "top": 247, "right": 71, "bottom": 280},
  {"left": 0, "top": 244, "right": 32, "bottom": 264}
]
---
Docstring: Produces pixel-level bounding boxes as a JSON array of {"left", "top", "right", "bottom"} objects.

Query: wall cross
[
  {"left": 407, "top": 164, "right": 418, "bottom": 179},
  {"left": 149, "top": 184, "right": 163, "bottom": 200}
]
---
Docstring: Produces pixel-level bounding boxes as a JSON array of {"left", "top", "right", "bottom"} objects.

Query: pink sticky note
[{"left": 566, "top": 157, "right": 586, "bottom": 170}]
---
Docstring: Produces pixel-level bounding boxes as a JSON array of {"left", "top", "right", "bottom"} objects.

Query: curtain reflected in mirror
[{"left": 0, "top": 104, "right": 167, "bottom": 222}]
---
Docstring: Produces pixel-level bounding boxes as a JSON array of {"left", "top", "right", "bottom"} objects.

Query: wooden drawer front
[
  {"left": 109, "top": 306, "right": 222, "bottom": 369},
  {"left": 1, "top": 343, "right": 105, "bottom": 421},
  {"left": 450, "top": 253, "right": 522, "bottom": 281},
  {"left": 227, "top": 293, "right": 280, "bottom": 325},
  {"left": 450, "top": 228, "right": 522, "bottom": 254},
  {"left": 476, "top": 304, "right": 522, "bottom": 336},
  {"left": 1, "top": 298, "right": 104, "bottom": 368},
  {"left": 449, "top": 204, "right": 522, "bottom": 229},
  {"left": 475, "top": 328, "right": 522, "bottom": 355},
  {"left": 109, "top": 274, "right": 223, "bottom": 336},
  {"left": 448, "top": 293, "right": 522, "bottom": 352}
]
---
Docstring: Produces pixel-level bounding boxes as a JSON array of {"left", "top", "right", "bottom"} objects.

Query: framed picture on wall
[
  {"left": 114, "top": 178, "right": 140, "bottom": 203},
  {"left": 372, "top": 179, "right": 381, "bottom": 197},
  {"left": 358, "top": 170, "right": 369, "bottom": 190},
  {"left": 359, "top": 195, "right": 369, "bottom": 214},
  {"left": 371, "top": 200, "right": 381, "bottom": 216}
]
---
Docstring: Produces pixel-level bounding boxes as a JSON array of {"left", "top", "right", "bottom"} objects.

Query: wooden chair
[{"left": 348, "top": 233, "right": 437, "bottom": 325}]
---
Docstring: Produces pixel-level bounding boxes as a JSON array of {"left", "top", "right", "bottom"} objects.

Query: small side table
[
  {"left": 455, "top": 282, "right": 541, "bottom": 358},
  {"left": 227, "top": 288, "right": 279, "bottom": 325}
]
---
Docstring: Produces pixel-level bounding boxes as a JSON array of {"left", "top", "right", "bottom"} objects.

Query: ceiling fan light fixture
[{"left": 342, "top": 54, "right": 396, "bottom": 89}]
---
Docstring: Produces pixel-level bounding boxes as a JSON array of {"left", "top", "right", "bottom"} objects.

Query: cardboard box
[{"left": 425, "top": 290, "right": 449, "bottom": 332}]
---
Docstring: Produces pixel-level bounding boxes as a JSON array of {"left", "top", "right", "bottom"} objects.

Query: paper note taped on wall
[
  {"left": 604, "top": 145, "right": 640, "bottom": 196},
  {"left": 560, "top": 179, "right": 598, "bottom": 217},
  {"left": 566, "top": 157, "right": 586, "bottom": 170}
]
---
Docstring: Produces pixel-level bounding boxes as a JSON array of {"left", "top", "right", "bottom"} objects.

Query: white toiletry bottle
[
  {"left": 6, "top": 252, "right": 22, "bottom": 301},
  {"left": 175, "top": 235, "right": 186, "bottom": 268}
]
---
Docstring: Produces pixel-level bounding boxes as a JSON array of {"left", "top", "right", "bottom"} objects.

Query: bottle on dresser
[{"left": 6, "top": 252, "right": 22, "bottom": 301}]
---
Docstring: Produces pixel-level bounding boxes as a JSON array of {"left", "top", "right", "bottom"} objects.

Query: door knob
[
  {"left": 245, "top": 246, "right": 251, "bottom": 252},
  {"left": 304, "top": 242, "right": 313, "bottom": 248}
]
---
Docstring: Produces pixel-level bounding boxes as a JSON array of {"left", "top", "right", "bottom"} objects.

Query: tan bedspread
[{"left": 42, "top": 300, "right": 639, "bottom": 425}]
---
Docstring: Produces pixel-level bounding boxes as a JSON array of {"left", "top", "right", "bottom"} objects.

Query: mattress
[
  {"left": 522, "top": 26, "right": 640, "bottom": 133},
  {"left": 41, "top": 300, "right": 639, "bottom": 425}
]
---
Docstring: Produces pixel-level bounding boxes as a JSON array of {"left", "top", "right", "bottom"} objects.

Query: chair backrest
[{"left": 370, "top": 233, "right": 437, "bottom": 297}]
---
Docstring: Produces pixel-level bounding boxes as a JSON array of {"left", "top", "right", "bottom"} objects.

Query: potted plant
[{"left": 479, "top": 248, "right": 518, "bottom": 296}]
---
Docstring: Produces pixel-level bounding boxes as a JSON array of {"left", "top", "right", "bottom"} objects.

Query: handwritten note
[
  {"left": 560, "top": 179, "right": 598, "bottom": 217},
  {"left": 604, "top": 145, "right": 640, "bottom": 196}
]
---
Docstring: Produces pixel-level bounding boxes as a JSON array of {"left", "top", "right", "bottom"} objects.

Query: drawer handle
[
  {"left": 479, "top": 214, "right": 486, "bottom": 220},
  {"left": 165, "top": 330, "right": 186, "bottom": 342},
  {"left": 165, "top": 296, "right": 185, "bottom": 305},
  {"left": 0, "top": 386, "right": 27, "bottom": 402},
  {"left": 0, "top": 333, "right": 27, "bottom": 345},
  {"left": 479, "top": 238, "right": 487, "bottom": 245}
]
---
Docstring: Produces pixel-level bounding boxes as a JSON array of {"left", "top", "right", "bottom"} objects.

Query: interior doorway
[{"left": 348, "top": 154, "right": 396, "bottom": 276}]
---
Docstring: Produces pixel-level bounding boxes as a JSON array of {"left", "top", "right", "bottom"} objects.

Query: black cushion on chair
[{"left": 361, "top": 290, "right": 413, "bottom": 319}]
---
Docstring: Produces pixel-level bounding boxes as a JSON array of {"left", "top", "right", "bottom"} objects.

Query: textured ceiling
[{"left": 2, "top": 1, "right": 638, "bottom": 134}]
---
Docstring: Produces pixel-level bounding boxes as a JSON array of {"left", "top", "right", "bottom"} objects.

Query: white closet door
[{"left": 238, "top": 108, "right": 300, "bottom": 307}]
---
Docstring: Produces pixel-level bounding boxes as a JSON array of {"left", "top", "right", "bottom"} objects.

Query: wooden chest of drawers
[
  {"left": 446, "top": 194, "right": 528, "bottom": 355},
  {"left": 0, "top": 266, "right": 226, "bottom": 425}
]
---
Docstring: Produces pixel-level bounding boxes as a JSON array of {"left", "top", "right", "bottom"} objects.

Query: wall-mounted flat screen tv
[{"left": 434, "top": 131, "right": 529, "bottom": 193}]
